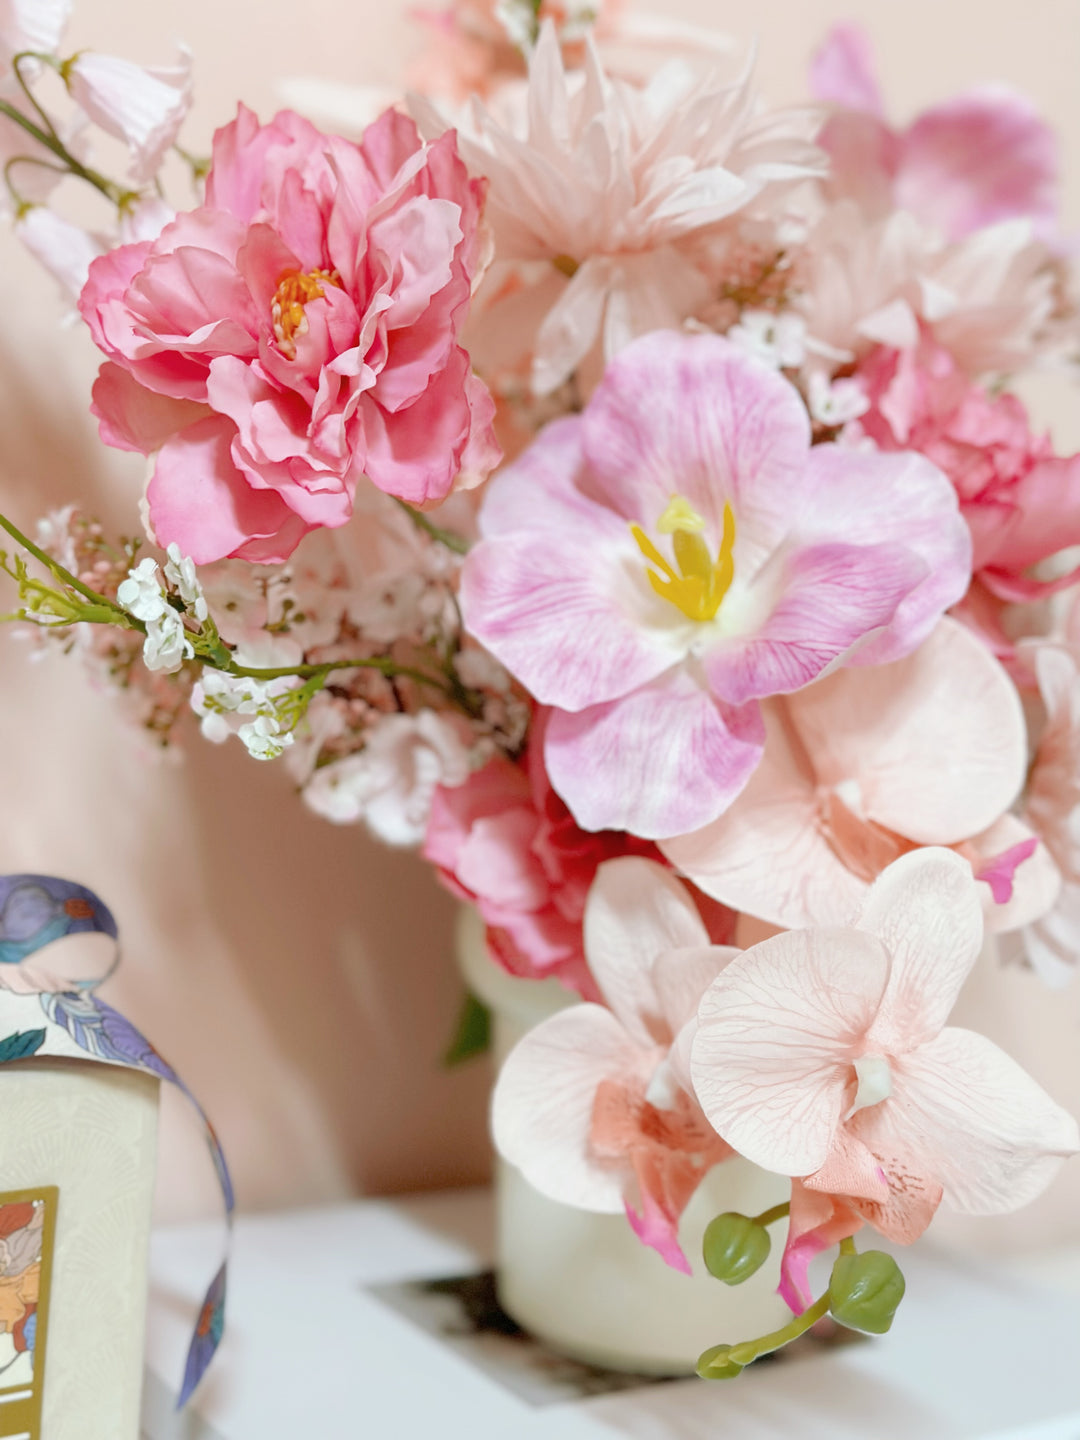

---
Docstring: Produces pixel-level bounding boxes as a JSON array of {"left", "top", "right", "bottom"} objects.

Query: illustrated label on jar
[{"left": 0, "top": 1189, "right": 57, "bottom": 1440}]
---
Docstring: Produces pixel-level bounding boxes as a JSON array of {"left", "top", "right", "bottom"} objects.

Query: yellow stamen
[
  {"left": 631, "top": 496, "right": 736, "bottom": 622},
  {"left": 270, "top": 268, "right": 341, "bottom": 357}
]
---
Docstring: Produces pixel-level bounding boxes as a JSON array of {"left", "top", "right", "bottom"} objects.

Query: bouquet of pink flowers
[{"left": 2, "top": 0, "right": 1079, "bottom": 1374}]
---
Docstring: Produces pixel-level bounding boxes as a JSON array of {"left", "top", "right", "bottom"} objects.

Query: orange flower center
[{"left": 270, "top": 268, "right": 341, "bottom": 357}]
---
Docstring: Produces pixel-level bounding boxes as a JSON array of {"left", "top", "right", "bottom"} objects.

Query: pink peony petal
[
  {"left": 491, "top": 1004, "right": 653, "bottom": 1212},
  {"left": 861, "top": 1027, "right": 1079, "bottom": 1216},
  {"left": 692, "top": 926, "right": 891, "bottom": 1176},
  {"left": 146, "top": 414, "right": 304, "bottom": 563},
  {"left": 360, "top": 346, "right": 476, "bottom": 505},
  {"left": 859, "top": 848, "right": 985, "bottom": 1054},
  {"left": 582, "top": 857, "right": 710, "bottom": 1044},
  {"left": 544, "top": 671, "right": 765, "bottom": 839},
  {"left": 90, "top": 361, "right": 210, "bottom": 454}
]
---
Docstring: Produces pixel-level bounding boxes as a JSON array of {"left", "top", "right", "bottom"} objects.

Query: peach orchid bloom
[
  {"left": 492, "top": 856, "right": 735, "bottom": 1272},
  {"left": 663, "top": 618, "right": 1059, "bottom": 933},
  {"left": 691, "top": 849, "right": 1079, "bottom": 1303}
]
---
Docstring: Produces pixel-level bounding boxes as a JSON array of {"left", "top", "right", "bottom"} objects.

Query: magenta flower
[
  {"left": 79, "top": 106, "right": 499, "bottom": 564},
  {"left": 461, "top": 331, "right": 970, "bottom": 838}
]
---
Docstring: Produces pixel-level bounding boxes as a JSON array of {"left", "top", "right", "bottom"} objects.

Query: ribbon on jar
[{"left": 0, "top": 872, "right": 233, "bottom": 1408}]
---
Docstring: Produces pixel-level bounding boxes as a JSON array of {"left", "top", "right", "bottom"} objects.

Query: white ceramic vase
[{"left": 457, "top": 906, "right": 791, "bottom": 1374}]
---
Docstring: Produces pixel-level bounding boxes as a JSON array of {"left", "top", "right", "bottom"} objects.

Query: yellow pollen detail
[
  {"left": 631, "top": 497, "right": 736, "bottom": 622},
  {"left": 270, "top": 268, "right": 341, "bottom": 357}
]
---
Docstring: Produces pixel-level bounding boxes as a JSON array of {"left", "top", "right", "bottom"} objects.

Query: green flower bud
[
  {"left": 702, "top": 1212, "right": 772, "bottom": 1284},
  {"left": 696, "top": 1343, "right": 744, "bottom": 1380},
  {"left": 828, "top": 1250, "right": 906, "bottom": 1334}
]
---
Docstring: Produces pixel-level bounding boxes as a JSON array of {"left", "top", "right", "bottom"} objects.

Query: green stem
[
  {"left": 838, "top": 1235, "right": 857, "bottom": 1257},
  {"left": 12, "top": 53, "right": 62, "bottom": 143},
  {"left": 221, "top": 654, "right": 452, "bottom": 696},
  {"left": 0, "top": 93, "right": 131, "bottom": 207},
  {"left": 0, "top": 512, "right": 135, "bottom": 621},
  {"left": 752, "top": 1202, "right": 791, "bottom": 1228},
  {"left": 727, "top": 1291, "right": 831, "bottom": 1367},
  {"left": 392, "top": 498, "right": 470, "bottom": 556}
]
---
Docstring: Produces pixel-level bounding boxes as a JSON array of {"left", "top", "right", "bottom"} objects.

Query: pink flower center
[
  {"left": 270, "top": 268, "right": 341, "bottom": 358},
  {"left": 630, "top": 495, "right": 737, "bottom": 621}
]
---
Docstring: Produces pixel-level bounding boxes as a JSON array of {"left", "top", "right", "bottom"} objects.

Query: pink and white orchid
[
  {"left": 492, "top": 855, "right": 735, "bottom": 1272},
  {"left": 663, "top": 618, "right": 1060, "bottom": 932},
  {"left": 462, "top": 329, "right": 971, "bottom": 838},
  {"left": 811, "top": 24, "right": 1059, "bottom": 244},
  {"left": 692, "top": 848, "right": 1079, "bottom": 1283}
]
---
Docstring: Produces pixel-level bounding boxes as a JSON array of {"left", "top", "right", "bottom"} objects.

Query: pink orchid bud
[
  {"left": 16, "top": 206, "right": 105, "bottom": 304},
  {"left": 65, "top": 47, "right": 192, "bottom": 184}
]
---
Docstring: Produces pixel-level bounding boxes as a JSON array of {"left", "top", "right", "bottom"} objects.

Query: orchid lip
[{"left": 844, "top": 1053, "right": 894, "bottom": 1121}]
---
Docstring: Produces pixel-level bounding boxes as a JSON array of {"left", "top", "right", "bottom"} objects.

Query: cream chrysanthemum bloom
[{"left": 414, "top": 22, "right": 825, "bottom": 394}]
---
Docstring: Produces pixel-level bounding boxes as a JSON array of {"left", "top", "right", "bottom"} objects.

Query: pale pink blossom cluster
[{"left": 6, "top": 0, "right": 1080, "bottom": 1348}]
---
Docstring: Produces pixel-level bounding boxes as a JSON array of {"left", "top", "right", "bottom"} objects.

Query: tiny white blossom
[
  {"left": 238, "top": 714, "right": 294, "bottom": 761},
  {"left": 728, "top": 309, "right": 807, "bottom": 369},
  {"left": 164, "top": 543, "right": 208, "bottom": 622},
  {"left": 807, "top": 371, "right": 870, "bottom": 428},
  {"left": 142, "top": 608, "right": 193, "bottom": 673},
  {"left": 117, "top": 557, "right": 170, "bottom": 623}
]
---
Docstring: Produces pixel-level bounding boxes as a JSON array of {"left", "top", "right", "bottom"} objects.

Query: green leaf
[
  {"left": 443, "top": 990, "right": 491, "bottom": 1067},
  {"left": 0, "top": 1029, "right": 47, "bottom": 1064}
]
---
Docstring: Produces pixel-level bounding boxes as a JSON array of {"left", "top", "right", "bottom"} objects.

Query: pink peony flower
[
  {"left": 811, "top": 24, "right": 1059, "bottom": 243},
  {"left": 461, "top": 330, "right": 971, "bottom": 839},
  {"left": 424, "top": 713, "right": 665, "bottom": 998},
  {"left": 79, "top": 105, "right": 499, "bottom": 565},
  {"left": 663, "top": 618, "right": 1059, "bottom": 933},
  {"left": 492, "top": 856, "right": 735, "bottom": 1271},
  {"left": 855, "top": 339, "right": 1080, "bottom": 601},
  {"left": 692, "top": 850, "right": 1079, "bottom": 1257}
]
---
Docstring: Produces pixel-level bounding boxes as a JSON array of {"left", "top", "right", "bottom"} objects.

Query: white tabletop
[{"left": 142, "top": 1188, "right": 1080, "bottom": 1440}]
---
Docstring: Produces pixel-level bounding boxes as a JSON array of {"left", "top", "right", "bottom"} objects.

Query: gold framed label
[{"left": 0, "top": 1188, "right": 57, "bottom": 1440}]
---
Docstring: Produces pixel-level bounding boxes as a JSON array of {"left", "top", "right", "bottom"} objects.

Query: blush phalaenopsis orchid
[
  {"left": 79, "top": 104, "right": 499, "bottom": 565},
  {"left": 462, "top": 329, "right": 971, "bottom": 839},
  {"left": 663, "top": 618, "right": 1060, "bottom": 932},
  {"left": 492, "top": 856, "right": 735, "bottom": 1271},
  {"left": 692, "top": 849, "right": 1079, "bottom": 1304}
]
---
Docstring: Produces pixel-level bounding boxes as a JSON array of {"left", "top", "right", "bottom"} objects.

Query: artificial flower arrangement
[{"left": 0, "top": 0, "right": 1079, "bottom": 1378}]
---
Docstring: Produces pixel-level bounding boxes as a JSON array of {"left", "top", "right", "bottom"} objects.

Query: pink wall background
[{"left": 0, "top": 0, "right": 1077, "bottom": 1248}]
